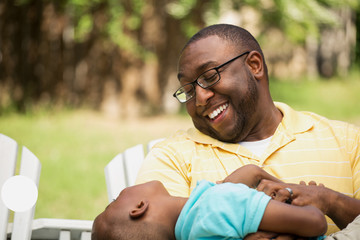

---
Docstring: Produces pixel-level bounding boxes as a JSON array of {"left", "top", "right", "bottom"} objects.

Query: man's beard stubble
[{"left": 199, "top": 72, "right": 259, "bottom": 143}]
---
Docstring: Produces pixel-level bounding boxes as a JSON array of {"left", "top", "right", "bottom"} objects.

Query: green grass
[
  {"left": 270, "top": 73, "right": 360, "bottom": 123},
  {"left": 0, "top": 111, "right": 192, "bottom": 220},
  {"left": 1, "top": 74, "right": 360, "bottom": 221}
]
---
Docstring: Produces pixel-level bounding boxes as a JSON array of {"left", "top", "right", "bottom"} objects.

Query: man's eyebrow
[
  {"left": 199, "top": 61, "right": 217, "bottom": 70},
  {"left": 177, "top": 60, "right": 218, "bottom": 82}
]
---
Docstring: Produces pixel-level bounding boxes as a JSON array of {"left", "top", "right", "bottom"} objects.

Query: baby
[{"left": 92, "top": 164, "right": 328, "bottom": 239}]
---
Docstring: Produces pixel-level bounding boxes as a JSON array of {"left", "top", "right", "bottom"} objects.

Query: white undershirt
[{"left": 239, "top": 136, "right": 273, "bottom": 157}]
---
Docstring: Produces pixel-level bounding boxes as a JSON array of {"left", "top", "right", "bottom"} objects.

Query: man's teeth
[{"left": 208, "top": 103, "right": 229, "bottom": 120}]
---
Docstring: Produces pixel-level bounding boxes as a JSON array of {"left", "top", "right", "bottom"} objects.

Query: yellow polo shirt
[{"left": 136, "top": 102, "right": 360, "bottom": 234}]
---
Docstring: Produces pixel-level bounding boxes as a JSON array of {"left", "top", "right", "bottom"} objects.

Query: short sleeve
[{"left": 177, "top": 182, "right": 271, "bottom": 239}]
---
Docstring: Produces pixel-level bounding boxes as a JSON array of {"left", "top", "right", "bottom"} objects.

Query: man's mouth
[{"left": 208, "top": 103, "right": 229, "bottom": 120}]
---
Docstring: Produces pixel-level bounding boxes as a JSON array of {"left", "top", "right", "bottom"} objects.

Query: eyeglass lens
[{"left": 175, "top": 69, "right": 219, "bottom": 103}]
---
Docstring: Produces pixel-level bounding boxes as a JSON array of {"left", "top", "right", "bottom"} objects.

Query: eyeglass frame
[{"left": 173, "top": 51, "right": 250, "bottom": 103}]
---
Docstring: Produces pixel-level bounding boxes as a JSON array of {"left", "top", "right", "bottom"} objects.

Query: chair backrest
[
  {"left": 0, "top": 134, "right": 41, "bottom": 240},
  {"left": 1, "top": 134, "right": 93, "bottom": 240},
  {"left": 0, "top": 134, "right": 18, "bottom": 240},
  {"left": 104, "top": 138, "right": 164, "bottom": 203},
  {"left": 30, "top": 218, "right": 93, "bottom": 240}
]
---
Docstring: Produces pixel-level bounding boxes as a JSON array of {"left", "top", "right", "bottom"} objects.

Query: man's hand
[
  {"left": 256, "top": 179, "right": 328, "bottom": 212},
  {"left": 256, "top": 179, "right": 360, "bottom": 229}
]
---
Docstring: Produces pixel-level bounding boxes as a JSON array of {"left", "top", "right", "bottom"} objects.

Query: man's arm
[
  {"left": 257, "top": 179, "right": 360, "bottom": 229},
  {"left": 259, "top": 200, "right": 327, "bottom": 237},
  {"left": 222, "top": 165, "right": 293, "bottom": 202}
]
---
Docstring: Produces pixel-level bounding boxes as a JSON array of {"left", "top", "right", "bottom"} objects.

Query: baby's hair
[{"left": 92, "top": 213, "right": 173, "bottom": 240}]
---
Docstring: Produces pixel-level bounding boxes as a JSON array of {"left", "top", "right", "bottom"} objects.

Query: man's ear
[
  {"left": 129, "top": 200, "right": 149, "bottom": 219},
  {"left": 246, "top": 51, "right": 265, "bottom": 80}
]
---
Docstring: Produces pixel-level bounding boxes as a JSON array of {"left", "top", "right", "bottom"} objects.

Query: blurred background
[{"left": 0, "top": 0, "right": 359, "bottom": 221}]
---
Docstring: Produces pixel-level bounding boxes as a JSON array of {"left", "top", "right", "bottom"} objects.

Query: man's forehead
[
  {"left": 182, "top": 35, "right": 232, "bottom": 57},
  {"left": 178, "top": 36, "right": 233, "bottom": 80}
]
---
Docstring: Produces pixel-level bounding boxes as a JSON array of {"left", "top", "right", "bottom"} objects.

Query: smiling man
[{"left": 135, "top": 24, "right": 360, "bottom": 235}]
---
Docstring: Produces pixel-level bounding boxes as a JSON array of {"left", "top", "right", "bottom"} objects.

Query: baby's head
[
  {"left": 92, "top": 209, "right": 170, "bottom": 239},
  {"left": 92, "top": 181, "right": 181, "bottom": 240}
]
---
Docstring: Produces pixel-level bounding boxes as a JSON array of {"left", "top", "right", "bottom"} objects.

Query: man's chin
[
  {"left": 194, "top": 121, "right": 243, "bottom": 143},
  {"left": 205, "top": 129, "right": 240, "bottom": 143},
  {"left": 216, "top": 135, "right": 240, "bottom": 143}
]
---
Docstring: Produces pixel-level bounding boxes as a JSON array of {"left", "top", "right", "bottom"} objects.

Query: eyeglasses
[{"left": 173, "top": 51, "right": 250, "bottom": 103}]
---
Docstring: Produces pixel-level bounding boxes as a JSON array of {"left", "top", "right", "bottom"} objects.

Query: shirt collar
[{"left": 275, "top": 102, "right": 314, "bottom": 134}]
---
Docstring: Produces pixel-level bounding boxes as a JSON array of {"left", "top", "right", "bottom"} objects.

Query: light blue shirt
[{"left": 175, "top": 180, "right": 271, "bottom": 239}]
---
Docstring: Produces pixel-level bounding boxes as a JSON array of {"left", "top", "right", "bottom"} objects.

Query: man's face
[{"left": 178, "top": 36, "right": 259, "bottom": 143}]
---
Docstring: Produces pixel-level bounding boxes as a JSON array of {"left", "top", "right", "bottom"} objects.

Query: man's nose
[{"left": 195, "top": 85, "right": 214, "bottom": 107}]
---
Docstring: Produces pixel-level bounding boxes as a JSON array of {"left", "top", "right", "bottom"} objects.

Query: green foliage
[
  {"left": 15, "top": 0, "right": 352, "bottom": 58},
  {"left": 356, "top": 8, "right": 360, "bottom": 65},
  {"left": 74, "top": 14, "right": 93, "bottom": 41},
  {"left": 240, "top": 0, "right": 358, "bottom": 44},
  {"left": 166, "top": 0, "right": 221, "bottom": 38},
  {"left": 13, "top": 0, "right": 359, "bottom": 49},
  {"left": 282, "top": 0, "right": 335, "bottom": 42},
  {"left": 166, "top": 0, "right": 200, "bottom": 38},
  {"left": 14, "top": 0, "right": 30, "bottom": 5},
  {"left": 69, "top": 0, "right": 148, "bottom": 57},
  {"left": 166, "top": 0, "right": 197, "bottom": 19},
  {"left": 105, "top": 0, "right": 147, "bottom": 57}
]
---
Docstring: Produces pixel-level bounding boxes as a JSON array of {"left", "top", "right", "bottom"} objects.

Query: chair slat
[
  {"left": 0, "top": 134, "right": 18, "bottom": 240},
  {"left": 104, "top": 154, "right": 127, "bottom": 203},
  {"left": 11, "top": 146, "right": 41, "bottom": 240},
  {"left": 105, "top": 139, "right": 164, "bottom": 204},
  {"left": 59, "top": 231, "right": 70, "bottom": 240},
  {"left": 123, "top": 144, "right": 144, "bottom": 187},
  {"left": 80, "top": 231, "right": 91, "bottom": 240}
]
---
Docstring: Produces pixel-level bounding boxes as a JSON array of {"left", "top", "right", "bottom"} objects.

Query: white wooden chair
[
  {"left": 0, "top": 134, "right": 92, "bottom": 240},
  {"left": 0, "top": 133, "right": 41, "bottom": 240},
  {"left": 104, "top": 138, "right": 164, "bottom": 203}
]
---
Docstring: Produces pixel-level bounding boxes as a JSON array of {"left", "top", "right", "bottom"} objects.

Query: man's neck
[{"left": 245, "top": 103, "right": 283, "bottom": 141}]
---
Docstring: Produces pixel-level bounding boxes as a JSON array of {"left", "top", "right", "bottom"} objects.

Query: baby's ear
[{"left": 129, "top": 200, "right": 149, "bottom": 219}]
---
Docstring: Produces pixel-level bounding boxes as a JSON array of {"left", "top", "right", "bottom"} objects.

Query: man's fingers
[
  {"left": 299, "top": 180, "right": 325, "bottom": 187},
  {"left": 308, "top": 181, "right": 317, "bottom": 186},
  {"left": 257, "top": 179, "right": 281, "bottom": 192},
  {"left": 273, "top": 188, "right": 292, "bottom": 203}
]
